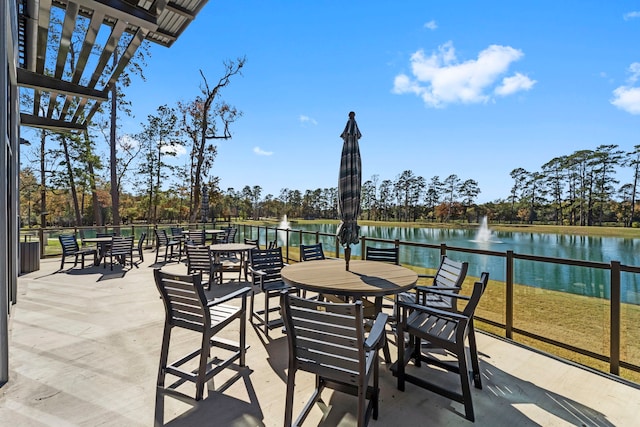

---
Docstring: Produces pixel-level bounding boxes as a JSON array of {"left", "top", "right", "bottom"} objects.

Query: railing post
[
  {"left": 38, "top": 227, "right": 44, "bottom": 259},
  {"left": 315, "top": 231, "right": 319, "bottom": 244},
  {"left": 439, "top": 243, "right": 446, "bottom": 257},
  {"left": 285, "top": 228, "right": 290, "bottom": 262},
  {"left": 506, "top": 250, "right": 514, "bottom": 339},
  {"left": 610, "top": 260, "right": 621, "bottom": 375},
  {"left": 361, "top": 236, "right": 367, "bottom": 260}
]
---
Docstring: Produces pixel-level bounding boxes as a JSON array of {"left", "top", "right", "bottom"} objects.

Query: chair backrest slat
[
  {"left": 186, "top": 245, "right": 214, "bottom": 274},
  {"left": 365, "top": 246, "right": 399, "bottom": 265},
  {"left": 59, "top": 234, "right": 79, "bottom": 254},
  {"left": 433, "top": 256, "right": 469, "bottom": 288},
  {"left": 283, "top": 294, "right": 365, "bottom": 379},
  {"left": 109, "top": 236, "right": 133, "bottom": 254},
  {"left": 250, "top": 247, "right": 284, "bottom": 282},
  {"left": 189, "top": 230, "right": 206, "bottom": 246},
  {"left": 155, "top": 229, "right": 169, "bottom": 246},
  {"left": 154, "top": 270, "right": 209, "bottom": 332},
  {"left": 244, "top": 238, "right": 260, "bottom": 249},
  {"left": 300, "top": 243, "right": 325, "bottom": 261}
]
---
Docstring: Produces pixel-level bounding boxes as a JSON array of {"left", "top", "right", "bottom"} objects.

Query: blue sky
[{"left": 118, "top": 1, "right": 640, "bottom": 203}]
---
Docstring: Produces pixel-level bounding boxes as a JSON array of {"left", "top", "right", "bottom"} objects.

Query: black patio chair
[
  {"left": 58, "top": 234, "right": 97, "bottom": 270},
  {"left": 282, "top": 292, "right": 388, "bottom": 426},
  {"left": 395, "top": 272, "right": 489, "bottom": 422},
  {"left": 153, "top": 269, "right": 250, "bottom": 401}
]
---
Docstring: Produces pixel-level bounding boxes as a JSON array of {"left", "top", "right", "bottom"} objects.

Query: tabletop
[
  {"left": 281, "top": 259, "right": 418, "bottom": 298},
  {"left": 81, "top": 237, "right": 113, "bottom": 243},
  {"left": 184, "top": 229, "right": 225, "bottom": 234},
  {"left": 209, "top": 243, "right": 256, "bottom": 252}
]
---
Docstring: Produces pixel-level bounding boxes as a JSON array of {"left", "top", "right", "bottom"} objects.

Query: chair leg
[
  {"left": 284, "top": 369, "right": 296, "bottom": 427},
  {"left": 373, "top": 350, "right": 380, "bottom": 420},
  {"left": 157, "top": 324, "right": 171, "bottom": 388},
  {"left": 397, "top": 322, "right": 406, "bottom": 392},
  {"left": 60, "top": 254, "right": 65, "bottom": 270},
  {"left": 468, "top": 326, "right": 482, "bottom": 389},
  {"left": 195, "top": 332, "right": 210, "bottom": 401},
  {"left": 239, "top": 297, "right": 247, "bottom": 366},
  {"left": 249, "top": 288, "right": 257, "bottom": 325},
  {"left": 263, "top": 291, "right": 270, "bottom": 335},
  {"left": 457, "top": 346, "right": 475, "bottom": 422}
]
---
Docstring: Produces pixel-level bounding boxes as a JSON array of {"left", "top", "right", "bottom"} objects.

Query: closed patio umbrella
[{"left": 337, "top": 111, "right": 362, "bottom": 271}]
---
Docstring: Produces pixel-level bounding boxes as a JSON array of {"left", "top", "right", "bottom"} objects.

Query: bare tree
[{"left": 180, "top": 57, "right": 246, "bottom": 222}]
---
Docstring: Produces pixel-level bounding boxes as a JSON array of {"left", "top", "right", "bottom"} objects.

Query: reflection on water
[{"left": 288, "top": 223, "right": 640, "bottom": 305}]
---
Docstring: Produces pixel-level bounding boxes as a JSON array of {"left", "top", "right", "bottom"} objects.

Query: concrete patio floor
[{"left": 1, "top": 252, "right": 639, "bottom": 426}]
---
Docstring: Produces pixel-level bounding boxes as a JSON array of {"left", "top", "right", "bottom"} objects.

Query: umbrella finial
[{"left": 348, "top": 111, "right": 355, "bottom": 119}]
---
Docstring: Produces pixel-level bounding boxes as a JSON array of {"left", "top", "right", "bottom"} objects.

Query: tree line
[
  {"left": 21, "top": 141, "right": 640, "bottom": 228},
  {"left": 204, "top": 143, "right": 640, "bottom": 227}
]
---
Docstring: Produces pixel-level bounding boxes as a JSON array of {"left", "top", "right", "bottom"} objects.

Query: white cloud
[
  {"left": 424, "top": 20, "right": 438, "bottom": 30},
  {"left": 253, "top": 146, "right": 273, "bottom": 156},
  {"left": 495, "top": 72, "right": 536, "bottom": 96},
  {"left": 611, "top": 63, "right": 640, "bottom": 115},
  {"left": 299, "top": 115, "right": 318, "bottom": 125},
  {"left": 623, "top": 11, "right": 640, "bottom": 20},
  {"left": 629, "top": 62, "right": 640, "bottom": 83},
  {"left": 611, "top": 87, "right": 640, "bottom": 114},
  {"left": 393, "top": 41, "right": 534, "bottom": 107}
]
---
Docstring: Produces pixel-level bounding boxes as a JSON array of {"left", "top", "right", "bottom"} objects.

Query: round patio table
[
  {"left": 210, "top": 243, "right": 257, "bottom": 280},
  {"left": 281, "top": 259, "right": 417, "bottom": 299},
  {"left": 81, "top": 236, "right": 113, "bottom": 266},
  {"left": 281, "top": 258, "right": 417, "bottom": 363}
]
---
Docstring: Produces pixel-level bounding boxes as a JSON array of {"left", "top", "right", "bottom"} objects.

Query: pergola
[
  {"left": 0, "top": 0, "right": 209, "bottom": 384},
  {"left": 17, "top": 0, "right": 209, "bottom": 132}
]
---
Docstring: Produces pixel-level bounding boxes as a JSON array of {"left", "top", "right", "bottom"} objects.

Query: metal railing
[
  {"left": 24, "top": 221, "right": 640, "bottom": 381},
  {"left": 235, "top": 223, "right": 640, "bottom": 381}
]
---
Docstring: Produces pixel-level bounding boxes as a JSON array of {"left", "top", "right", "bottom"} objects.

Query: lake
[{"left": 274, "top": 222, "right": 640, "bottom": 305}]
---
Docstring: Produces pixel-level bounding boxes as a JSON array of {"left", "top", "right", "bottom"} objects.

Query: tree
[
  {"left": 425, "top": 176, "right": 443, "bottom": 220},
  {"left": 521, "top": 171, "right": 547, "bottom": 224},
  {"left": 459, "top": 179, "right": 481, "bottom": 221},
  {"left": 362, "top": 180, "right": 376, "bottom": 220},
  {"left": 135, "top": 105, "right": 182, "bottom": 224},
  {"left": 443, "top": 174, "right": 461, "bottom": 221},
  {"left": 509, "top": 168, "right": 528, "bottom": 223},
  {"left": 624, "top": 145, "right": 640, "bottom": 226},
  {"left": 591, "top": 145, "right": 623, "bottom": 225},
  {"left": 541, "top": 156, "right": 567, "bottom": 225},
  {"left": 180, "top": 57, "right": 246, "bottom": 223},
  {"left": 378, "top": 180, "right": 393, "bottom": 221}
]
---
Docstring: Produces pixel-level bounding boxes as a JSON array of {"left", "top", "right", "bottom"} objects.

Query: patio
[{"left": 1, "top": 253, "right": 639, "bottom": 426}]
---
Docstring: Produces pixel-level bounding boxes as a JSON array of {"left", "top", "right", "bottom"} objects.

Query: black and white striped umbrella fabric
[{"left": 337, "top": 113, "right": 362, "bottom": 248}]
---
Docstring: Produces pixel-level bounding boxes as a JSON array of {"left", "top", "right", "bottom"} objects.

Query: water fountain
[
  {"left": 472, "top": 216, "right": 501, "bottom": 243},
  {"left": 278, "top": 214, "right": 291, "bottom": 244}
]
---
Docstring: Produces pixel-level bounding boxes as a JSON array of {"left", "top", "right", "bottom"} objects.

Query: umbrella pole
[{"left": 345, "top": 246, "right": 351, "bottom": 271}]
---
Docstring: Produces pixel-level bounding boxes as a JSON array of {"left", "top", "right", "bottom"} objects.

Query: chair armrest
[
  {"left": 415, "top": 286, "right": 470, "bottom": 300},
  {"left": 248, "top": 266, "right": 267, "bottom": 276},
  {"left": 364, "top": 312, "right": 389, "bottom": 350},
  {"left": 397, "top": 301, "right": 469, "bottom": 321},
  {"left": 208, "top": 287, "right": 251, "bottom": 306}
]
